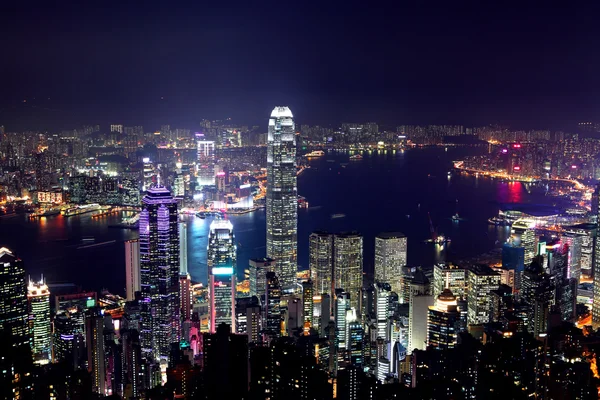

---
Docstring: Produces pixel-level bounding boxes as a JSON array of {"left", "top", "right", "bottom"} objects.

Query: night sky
[{"left": 2, "top": 2, "right": 600, "bottom": 131}]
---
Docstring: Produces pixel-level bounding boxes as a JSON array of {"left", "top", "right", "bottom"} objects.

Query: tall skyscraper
[
  {"left": 86, "top": 307, "right": 106, "bottom": 396},
  {"left": 427, "top": 289, "right": 459, "bottom": 350},
  {"left": 374, "top": 232, "right": 407, "bottom": 294},
  {"left": 408, "top": 270, "right": 433, "bottom": 351},
  {"left": 197, "top": 140, "right": 216, "bottom": 186},
  {"left": 179, "top": 222, "right": 192, "bottom": 322},
  {"left": 249, "top": 258, "right": 275, "bottom": 302},
  {"left": 466, "top": 264, "right": 500, "bottom": 326},
  {"left": 301, "top": 280, "right": 314, "bottom": 329},
  {"left": 27, "top": 278, "right": 51, "bottom": 364},
  {"left": 309, "top": 231, "right": 334, "bottom": 297},
  {"left": 265, "top": 272, "right": 282, "bottom": 337},
  {"left": 125, "top": 239, "right": 140, "bottom": 301},
  {"left": 139, "top": 186, "right": 180, "bottom": 361},
  {"left": 374, "top": 282, "right": 391, "bottom": 340},
  {"left": 432, "top": 263, "right": 466, "bottom": 300},
  {"left": 266, "top": 106, "right": 298, "bottom": 291},
  {"left": 334, "top": 232, "right": 363, "bottom": 311},
  {"left": 207, "top": 219, "right": 237, "bottom": 332},
  {"left": 0, "top": 247, "right": 29, "bottom": 349},
  {"left": 593, "top": 183, "right": 600, "bottom": 328}
]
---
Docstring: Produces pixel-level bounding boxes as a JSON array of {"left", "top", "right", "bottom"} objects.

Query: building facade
[
  {"left": 333, "top": 232, "right": 363, "bottom": 311},
  {"left": 374, "top": 232, "right": 407, "bottom": 294}
]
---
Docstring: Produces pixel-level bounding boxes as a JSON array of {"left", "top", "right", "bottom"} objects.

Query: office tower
[
  {"left": 511, "top": 220, "right": 537, "bottom": 267},
  {"left": 121, "top": 329, "right": 143, "bottom": 400},
  {"left": 142, "top": 158, "right": 156, "bottom": 192},
  {"left": 348, "top": 321, "right": 364, "bottom": 368},
  {"left": 197, "top": 140, "right": 216, "bottom": 186},
  {"left": 466, "top": 265, "right": 501, "bottom": 326},
  {"left": 427, "top": 289, "right": 459, "bottom": 350},
  {"left": 522, "top": 257, "right": 554, "bottom": 337},
  {"left": 179, "top": 222, "right": 192, "bottom": 322},
  {"left": 27, "top": 278, "right": 51, "bottom": 364},
  {"left": 266, "top": 106, "right": 298, "bottom": 291},
  {"left": 110, "top": 124, "right": 123, "bottom": 134},
  {"left": 139, "top": 186, "right": 180, "bottom": 361},
  {"left": 432, "top": 263, "right": 466, "bottom": 300},
  {"left": 265, "top": 272, "right": 282, "bottom": 337},
  {"left": 502, "top": 242, "right": 525, "bottom": 293},
  {"left": 0, "top": 247, "right": 29, "bottom": 348},
  {"left": 489, "top": 284, "right": 514, "bottom": 323},
  {"left": 125, "top": 239, "right": 140, "bottom": 301},
  {"left": 375, "top": 282, "right": 391, "bottom": 340},
  {"left": 408, "top": 270, "right": 433, "bottom": 351},
  {"left": 320, "top": 294, "right": 331, "bottom": 336},
  {"left": 202, "top": 323, "right": 249, "bottom": 400},
  {"left": 207, "top": 219, "right": 236, "bottom": 332},
  {"left": 563, "top": 230, "right": 583, "bottom": 283},
  {"left": 593, "top": 184, "right": 600, "bottom": 328},
  {"left": 335, "top": 290, "right": 350, "bottom": 350},
  {"left": 86, "top": 307, "right": 106, "bottom": 396},
  {"left": 309, "top": 231, "right": 334, "bottom": 297},
  {"left": 547, "top": 241, "right": 577, "bottom": 322},
  {"left": 334, "top": 232, "right": 363, "bottom": 311},
  {"left": 302, "top": 280, "right": 314, "bottom": 329},
  {"left": 374, "top": 232, "right": 407, "bottom": 294},
  {"left": 249, "top": 257, "right": 275, "bottom": 301}
]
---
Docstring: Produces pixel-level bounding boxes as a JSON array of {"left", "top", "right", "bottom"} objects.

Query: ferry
[
  {"left": 30, "top": 208, "right": 61, "bottom": 218},
  {"left": 488, "top": 216, "right": 511, "bottom": 226},
  {"left": 62, "top": 204, "right": 102, "bottom": 217},
  {"left": 349, "top": 154, "right": 363, "bottom": 160},
  {"left": 305, "top": 150, "right": 325, "bottom": 157}
]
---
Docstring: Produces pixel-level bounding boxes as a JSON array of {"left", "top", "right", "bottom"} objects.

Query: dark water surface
[{"left": 0, "top": 147, "right": 565, "bottom": 294}]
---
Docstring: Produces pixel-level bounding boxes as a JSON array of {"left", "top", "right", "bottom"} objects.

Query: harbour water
[{"left": 0, "top": 147, "right": 571, "bottom": 294}]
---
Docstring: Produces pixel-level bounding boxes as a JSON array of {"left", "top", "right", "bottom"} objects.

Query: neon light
[
  {"left": 501, "top": 149, "right": 508, "bottom": 154},
  {"left": 513, "top": 144, "right": 521, "bottom": 148},
  {"left": 513, "top": 166, "right": 521, "bottom": 171},
  {"left": 212, "top": 267, "right": 234, "bottom": 275},
  {"left": 571, "top": 165, "right": 577, "bottom": 169}
]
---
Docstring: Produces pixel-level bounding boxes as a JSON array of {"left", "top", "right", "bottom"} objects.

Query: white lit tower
[
  {"left": 27, "top": 277, "right": 51, "bottom": 364},
  {"left": 139, "top": 186, "right": 180, "bottom": 362},
  {"left": 207, "top": 219, "right": 237, "bottom": 333},
  {"left": 266, "top": 106, "right": 298, "bottom": 291},
  {"left": 374, "top": 232, "right": 407, "bottom": 294}
]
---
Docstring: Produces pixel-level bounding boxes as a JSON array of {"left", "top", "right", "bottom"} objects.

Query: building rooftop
[{"left": 270, "top": 106, "right": 293, "bottom": 119}]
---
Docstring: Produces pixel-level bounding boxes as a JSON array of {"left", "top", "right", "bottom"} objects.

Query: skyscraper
[
  {"left": 309, "top": 231, "right": 334, "bottom": 297},
  {"left": 266, "top": 106, "right": 297, "bottom": 291},
  {"left": 334, "top": 232, "right": 363, "bottom": 311},
  {"left": 427, "top": 289, "right": 459, "bottom": 350},
  {"left": 207, "top": 219, "right": 237, "bottom": 332},
  {"left": 86, "top": 307, "right": 106, "bottom": 396},
  {"left": 0, "top": 247, "right": 29, "bottom": 349},
  {"left": 125, "top": 239, "right": 140, "bottom": 301},
  {"left": 179, "top": 222, "right": 192, "bottom": 322},
  {"left": 374, "top": 282, "right": 391, "bottom": 340},
  {"left": 265, "top": 272, "right": 282, "bottom": 337},
  {"left": 302, "top": 280, "right": 314, "bottom": 329},
  {"left": 408, "top": 270, "right": 433, "bottom": 351},
  {"left": 139, "top": 186, "right": 180, "bottom": 361},
  {"left": 593, "top": 183, "right": 600, "bottom": 328},
  {"left": 249, "top": 257, "right": 275, "bottom": 302},
  {"left": 432, "top": 263, "right": 466, "bottom": 300},
  {"left": 27, "top": 278, "right": 51, "bottom": 364},
  {"left": 374, "top": 232, "right": 407, "bottom": 294},
  {"left": 466, "top": 264, "right": 500, "bottom": 326}
]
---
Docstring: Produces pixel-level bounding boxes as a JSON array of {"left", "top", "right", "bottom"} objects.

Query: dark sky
[{"left": 2, "top": 1, "right": 600, "bottom": 131}]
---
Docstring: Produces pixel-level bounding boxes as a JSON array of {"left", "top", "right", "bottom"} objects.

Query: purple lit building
[{"left": 139, "top": 186, "right": 180, "bottom": 362}]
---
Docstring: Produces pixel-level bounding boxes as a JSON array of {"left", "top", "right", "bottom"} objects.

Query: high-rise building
[
  {"left": 139, "top": 186, "right": 180, "bottom": 361},
  {"left": 408, "top": 270, "right": 433, "bottom": 351},
  {"left": 309, "top": 231, "right": 334, "bottom": 297},
  {"left": 265, "top": 272, "right": 282, "bottom": 337},
  {"left": 121, "top": 329, "right": 143, "bottom": 400},
  {"left": 249, "top": 258, "right": 275, "bottom": 302},
  {"left": 593, "top": 184, "right": 600, "bottom": 328},
  {"left": 207, "top": 219, "right": 237, "bottom": 332},
  {"left": 522, "top": 257, "right": 554, "bottom": 337},
  {"left": 53, "top": 310, "right": 84, "bottom": 367},
  {"left": 179, "top": 222, "right": 192, "bottom": 322},
  {"left": 197, "top": 140, "right": 216, "bottom": 186},
  {"left": 302, "top": 280, "right": 314, "bottom": 329},
  {"left": 335, "top": 290, "right": 350, "bottom": 350},
  {"left": 432, "top": 263, "right": 466, "bottom": 300},
  {"left": 427, "top": 289, "right": 459, "bottom": 350},
  {"left": 511, "top": 220, "right": 537, "bottom": 268},
  {"left": 27, "top": 278, "right": 51, "bottom": 364},
  {"left": 374, "top": 232, "right": 407, "bottom": 294},
  {"left": 466, "top": 265, "right": 500, "bottom": 326},
  {"left": 334, "top": 232, "right": 363, "bottom": 311},
  {"left": 86, "top": 307, "right": 106, "bottom": 396},
  {"left": 266, "top": 106, "right": 298, "bottom": 291},
  {"left": 125, "top": 239, "right": 140, "bottom": 301},
  {"left": 374, "top": 282, "right": 391, "bottom": 340},
  {"left": 110, "top": 124, "right": 123, "bottom": 134},
  {"left": 0, "top": 247, "right": 29, "bottom": 349},
  {"left": 348, "top": 321, "right": 364, "bottom": 368}
]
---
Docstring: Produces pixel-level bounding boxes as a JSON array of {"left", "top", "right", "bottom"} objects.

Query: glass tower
[
  {"left": 333, "top": 232, "right": 363, "bottom": 311},
  {"left": 309, "top": 231, "right": 334, "bottom": 297},
  {"left": 374, "top": 232, "right": 407, "bottom": 294},
  {"left": 266, "top": 106, "right": 297, "bottom": 291},
  {"left": 207, "top": 219, "right": 237, "bottom": 333},
  {"left": 27, "top": 278, "right": 51, "bottom": 364},
  {"left": 139, "top": 186, "right": 180, "bottom": 361},
  {"left": 0, "top": 247, "right": 29, "bottom": 349}
]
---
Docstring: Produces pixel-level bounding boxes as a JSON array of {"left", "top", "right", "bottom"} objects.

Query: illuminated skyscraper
[
  {"left": 197, "top": 140, "right": 216, "bottom": 186},
  {"left": 249, "top": 258, "right": 275, "bottom": 302},
  {"left": 408, "top": 270, "right": 433, "bottom": 351},
  {"left": 374, "top": 232, "right": 407, "bottom": 294},
  {"left": 265, "top": 272, "right": 282, "bottom": 337},
  {"left": 139, "top": 186, "right": 180, "bottom": 361},
  {"left": 466, "top": 264, "right": 500, "bottom": 326},
  {"left": 301, "top": 280, "right": 314, "bottom": 328},
  {"left": 334, "top": 232, "right": 363, "bottom": 311},
  {"left": 593, "top": 183, "right": 600, "bottom": 328},
  {"left": 27, "top": 278, "right": 51, "bottom": 364},
  {"left": 375, "top": 282, "right": 391, "bottom": 340},
  {"left": 125, "top": 239, "right": 140, "bottom": 301},
  {"left": 86, "top": 307, "right": 106, "bottom": 396},
  {"left": 0, "top": 247, "right": 29, "bottom": 349},
  {"left": 432, "top": 263, "right": 466, "bottom": 300},
  {"left": 179, "top": 222, "right": 192, "bottom": 322},
  {"left": 266, "top": 106, "right": 297, "bottom": 291},
  {"left": 207, "top": 219, "right": 236, "bottom": 332},
  {"left": 427, "top": 289, "right": 459, "bottom": 350},
  {"left": 309, "top": 231, "right": 333, "bottom": 297}
]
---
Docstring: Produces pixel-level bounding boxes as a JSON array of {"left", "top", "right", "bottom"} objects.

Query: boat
[
  {"left": 487, "top": 217, "right": 510, "bottom": 226},
  {"left": 331, "top": 213, "right": 346, "bottom": 219},
  {"left": 452, "top": 213, "right": 460, "bottom": 222},
  {"left": 62, "top": 204, "right": 102, "bottom": 217},
  {"left": 433, "top": 235, "right": 451, "bottom": 245},
  {"left": 305, "top": 150, "right": 325, "bottom": 157},
  {"left": 349, "top": 154, "right": 363, "bottom": 160}
]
